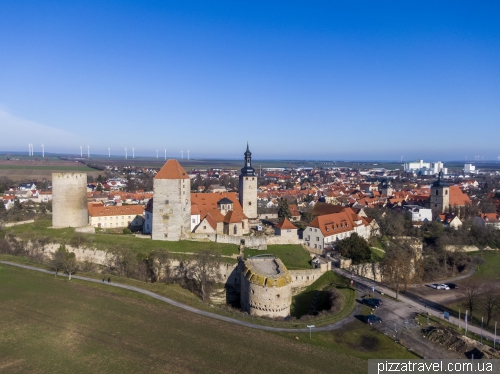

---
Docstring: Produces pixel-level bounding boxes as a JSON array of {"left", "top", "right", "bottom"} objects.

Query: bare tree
[
  {"left": 110, "top": 247, "right": 138, "bottom": 278},
  {"left": 51, "top": 245, "right": 67, "bottom": 276},
  {"left": 190, "top": 250, "right": 221, "bottom": 301},
  {"left": 381, "top": 240, "right": 419, "bottom": 298},
  {"left": 460, "top": 279, "right": 484, "bottom": 318},
  {"left": 480, "top": 283, "right": 500, "bottom": 326},
  {"left": 150, "top": 249, "right": 171, "bottom": 283}
]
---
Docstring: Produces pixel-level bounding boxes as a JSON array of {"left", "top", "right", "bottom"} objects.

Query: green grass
[
  {"left": 245, "top": 244, "right": 312, "bottom": 270},
  {"left": 5, "top": 219, "right": 240, "bottom": 259},
  {"left": 0, "top": 265, "right": 371, "bottom": 374},
  {"left": 467, "top": 250, "right": 500, "bottom": 280},
  {"left": 369, "top": 247, "right": 385, "bottom": 262}
]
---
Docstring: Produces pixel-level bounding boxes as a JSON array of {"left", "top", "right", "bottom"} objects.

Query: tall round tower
[{"left": 52, "top": 173, "right": 88, "bottom": 228}]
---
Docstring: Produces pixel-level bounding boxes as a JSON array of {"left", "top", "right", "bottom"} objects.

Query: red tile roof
[
  {"left": 154, "top": 159, "right": 190, "bottom": 180},
  {"left": 275, "top": 218, "right": 297, "bottom": 230},
  {"left": 449, "top": 186, "right": 471, "bottom": 206},
  {"left": 88, "top": 203, "right": 144, "bottom": 217}
]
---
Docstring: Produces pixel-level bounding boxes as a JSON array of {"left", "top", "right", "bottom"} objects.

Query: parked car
[
  {"left": 363, "top": 299, "right": 379, "bottom": 309},
  {"left": 437, "top": 284, "right": 450, "bottom": 290},
  {"left": 430, "top": 284, "right": 438, "bottom": 289},
  {"left": 365, "top": 315, "right": 383, "bottom": 325},
  {"left": 446, "top": 283, "right": 459, "bottom": 289},
  {"left": 366, "top": 298, "right": 383, "bottom": 307}
]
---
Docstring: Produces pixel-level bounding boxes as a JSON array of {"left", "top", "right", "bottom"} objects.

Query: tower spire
[{"left": 241, "top": 142, "right": 255, "bottom": 176}]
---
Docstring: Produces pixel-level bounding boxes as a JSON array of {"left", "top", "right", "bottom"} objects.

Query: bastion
[
  {"left": 240, "top": 255, "right": 292, "bottom": 318},
  {"left": 52, "top": 172, "right": 88, "bottom": 228}
]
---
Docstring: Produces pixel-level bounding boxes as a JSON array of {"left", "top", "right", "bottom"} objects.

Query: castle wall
[
  {"left": 239, "top": 175, "right": 257, "bottom": 219},
  {"left": 289, "top": 268, "right": 325, "bottom": 288},
  {"left": 189, "top": 233, "right": 267, "bottom": 249},
  {"left": 152, "top": 178, "right": 191, "bottom": 241},
  {"left": 240, "top": 276, "right": 291, "bottom": 317},
  {"left": 52, "top": 173, "right": 88, "bottom": 228}
]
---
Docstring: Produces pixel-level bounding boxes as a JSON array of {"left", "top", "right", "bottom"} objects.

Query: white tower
[{"left": 238, "top": 142, "right": 258, "bottom": 220}]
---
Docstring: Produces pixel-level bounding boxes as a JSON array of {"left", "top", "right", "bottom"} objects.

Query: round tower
[
  {"left": 52, "top": 173, "right": 88, "bottom": 228},
  {"left": 240, "top": 255, "right": 292, "bottom": 318}
]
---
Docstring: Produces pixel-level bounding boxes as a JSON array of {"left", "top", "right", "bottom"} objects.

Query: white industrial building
[{"left": 404, "top": 160, "right": 447, "bottom": 176}]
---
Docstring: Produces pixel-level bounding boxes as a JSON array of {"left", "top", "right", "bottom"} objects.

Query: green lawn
[
  {"left": 0, "top": 265, "right": 369, "bottom": 374},
  {"left": 369, "top": 247, "right": 385, "bottom": 262},
  {"left": 245, "top": 244, "right": 312, "bottom": 270},
  {"left": 467, "top": 250, "right": 500, "bottom": 280}
]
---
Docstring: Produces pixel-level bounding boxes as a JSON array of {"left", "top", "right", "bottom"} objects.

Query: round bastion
[
  {"left": 52, "top": 172, "right": 88, "bottom": 228},
  {"left": 240, "top": 255, "right": 292, "bottom": 318}
]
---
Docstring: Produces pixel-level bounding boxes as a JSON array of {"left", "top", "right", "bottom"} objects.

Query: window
[
  {"left": 233, "top": 225, "right": 237, "bottom": 234},
  {"left": 435, "top": 190, "right": 439, "bottom": 195},
  {"left": 314, "top": 244, "right": 317, "bottom": 248},
  {"left": 445, "top": 190, "right": 448, "bottom": 195},
  {"left": 192, "top": 219, "right": 195, "bottom": 223},
  {"left": 203, "top": 226, "right": 206, "bottom": 229},
  {"left": 248, "top": 201, "right": 251, "bottom": 205},
  {"left": 319, "top": 245, "right": 322, "bottom": 250},
  {"left": 165, "top": 200, "right": 169, "bottom": 204},
  {"left": 316, "top": 237, "right": 319, "bottom": 241}
]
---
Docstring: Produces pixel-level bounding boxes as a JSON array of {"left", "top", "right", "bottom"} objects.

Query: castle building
[
  {"left": 52, "top": 172, "right": 88, "bottom": 228},
  {"left": 240, "top": 256, "right": 292, "bottom": 318},
  {"left": 151, "top": 159, "right": 191, "bottom": 241},
  {"left": 238, "top": 143, "right": 258, "bottom": 220}
]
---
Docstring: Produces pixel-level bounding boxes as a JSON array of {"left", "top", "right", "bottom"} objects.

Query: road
[
  {"left": 0, "top": 261, "right": 360, "bottom": 333},
  {"left": 333, "top": 267, "right": 498, "bottom": 345}
]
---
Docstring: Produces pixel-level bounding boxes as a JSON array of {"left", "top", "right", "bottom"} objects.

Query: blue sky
[{"left": 0, "top": 1, "right": 499, "bottom": 160}]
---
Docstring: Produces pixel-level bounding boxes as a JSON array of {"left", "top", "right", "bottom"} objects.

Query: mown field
[
  {"left": 0, "top": 265, "right": 369, "bottom": 374},
  {"left": 4, "top": 220, "right": 313, "bottom": 269}
]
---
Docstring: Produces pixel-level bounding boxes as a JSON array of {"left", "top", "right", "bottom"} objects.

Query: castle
[{"left": 144, "top": 143, "right": 258, "bottom": 241}]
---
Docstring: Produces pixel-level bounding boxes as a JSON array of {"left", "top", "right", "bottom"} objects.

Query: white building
[
  {"left": 402, "top": 205, "right": 432, "bottom": 222},
  {"left": 404, "top": 160, "right": 447, "bottom": 176},
  {"left": 464, "top": 164, "right": 476, "bottom": 174}
]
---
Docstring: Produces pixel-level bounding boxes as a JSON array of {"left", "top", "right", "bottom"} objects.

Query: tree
[
  {"left": 190, "top": 250, "right": 221, "bottom": 301},
  {"left": 147, "top": 249, "right": 171, "bottom": 283},
  {"left": 277, "top": 198, "right": 291, "bottom": 221},
  {"left": 110, "top": 247, "right": 138, "bottom": 278},
  {"left": 63, "top": 252, "right": 78, "bottom": 280},
  {"left": 381, "top": 240, "right": 419, "bottom": 298},
  {"left": 480, "top": 283, "right": 500, "bottom": 326},
  {"left": 460, "top": 279, "right": 484, "bottom": 318},
  {"left": 337, "top": 233, "right": 371, "bottom": 265},
  {"left": 51, "top": 245, "right": 67, "bottom": 276}
]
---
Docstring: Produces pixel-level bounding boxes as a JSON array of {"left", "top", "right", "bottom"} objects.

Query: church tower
[
  {"left": 430, "top": 171, "right": 450, "bottom": 214},
  {"left": 152, "top": 159, "right": 191, "bottom": 241},
  {"left": 239, "top": 142, "right": 258, "bottom": 220}
]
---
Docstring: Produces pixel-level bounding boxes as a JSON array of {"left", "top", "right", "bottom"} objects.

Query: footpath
[{"left": 0, "top": 261, "right": 359, "bottom": 333}]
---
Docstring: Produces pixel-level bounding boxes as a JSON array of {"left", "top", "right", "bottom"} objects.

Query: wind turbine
[
  {"left": 164, "top": 149, "right": 166, "bottom": 160},
  {"left": 108, "top": 148, "right": 110, "bottom": 157},
  {"left": 132, "top": 148, "right": 135, "bottom": 159},
  {"left": 28, "top": 144, "right": 31, "bottom": 156},
  {"left": 80, "top": 146, "right": 83, "bottom": 157},
  {"left": 125, "top": 147, "right": 128, "bottom": 159},
  {"left": 187, "top": 149, "right": 190, "bottom": 160},
  {"left": 42, "top": 144, "right": 44, "bottom": 158},
  {"left": 181, "top": 150, "right": 183, "bottom": 159},
  {"left": 156, "top": 149, "right": 158, "bottom": 159},
  {"left": 87, "top": 145, "right": 90, "bottom": 158}
]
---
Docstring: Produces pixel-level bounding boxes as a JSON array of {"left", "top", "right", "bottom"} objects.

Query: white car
[
  {"left": 437, "top": 284, "right": 450, "bottom": 290},
  {"left": 430, "top": 284, "right": 438, "bottom": 289}
]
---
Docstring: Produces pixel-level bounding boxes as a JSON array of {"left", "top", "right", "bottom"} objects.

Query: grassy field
[
  {"left": 4, "top": 220, "right": 313, "bottom": 269},
  {"left": 0, "top": 264, "right": 374, "bottom": 374},
  {"left": 467, "top": 250, "right": 500, "bottom": 281},
  {"left": 245, "top": 244, "right": 312, "bottom": 270},
  {"left": 369, "top": 247, "right": 385, "bottom": 262}
]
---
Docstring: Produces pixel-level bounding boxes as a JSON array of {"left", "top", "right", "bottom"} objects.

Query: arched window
[{"left": 234, "top": 225, "right": 237, "bottom": 234}]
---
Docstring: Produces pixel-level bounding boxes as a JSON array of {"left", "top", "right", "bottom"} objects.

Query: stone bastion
[{"left": 240, "top": 255, "right": 292, "bottom": 318}]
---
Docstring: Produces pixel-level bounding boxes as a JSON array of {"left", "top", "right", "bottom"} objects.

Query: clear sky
[{"left": 0, "top": 1, "right": 499, "bottom": 161}]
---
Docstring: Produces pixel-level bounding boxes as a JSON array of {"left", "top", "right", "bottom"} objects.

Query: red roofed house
[
  {"left": 274, "top": 218, "right": 298, "bottom": 238},
  {"left": 304, "top": 209, "right": 374, "bottom": 254},
  {"left": 473, "top": 213, "right": 500, "bottom": 230},
  {"left": 88, "top": 203, "right": 144, "bottom": 229}
]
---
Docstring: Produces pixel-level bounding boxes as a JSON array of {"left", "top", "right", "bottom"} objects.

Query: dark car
[
  {"left": 369, "top": 298, "right": 383, "bottom": 306},
  {"left": 365, "top": 314, "right": 383, "bottom": 325},
  {"left": 446, "top": 283, "right": 459, "bottom": 289},
  {"left": 363, "top": 299, "right": 379, "bottom": 309}
]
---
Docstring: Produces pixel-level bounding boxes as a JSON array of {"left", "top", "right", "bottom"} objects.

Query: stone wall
[
  {"left": 289, "top": 268, "right": 326, "bottom": 288},
  {"left": 152, "top": 178, "right": 191, "bottom": 241},
  {"left": 189, "top": 233, "right": 267, "bottom": 249},
  {"left": 52, "top": 173, "right": 88, "bottom": 228},
  {"left": 3, "top": 220, "right": 35, "bottom": 227},
  {"left": 266, "top": 235, "right": 302, "bottom": 245},
  {"left": 445, "top": 245, "right": 482, "bottom": 253}
]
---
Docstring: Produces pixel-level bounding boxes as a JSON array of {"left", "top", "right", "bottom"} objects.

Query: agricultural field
[
  {"left": 0, "top": 264, "right": 372, "bottom": 374},
  {"left": 0, "top": 159, "right": 101, "bottom": 181}
]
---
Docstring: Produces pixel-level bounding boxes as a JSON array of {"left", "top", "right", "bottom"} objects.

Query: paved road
[
  {"left": 0, "top": 261, "right": 360, "bottom": 333},
  {"left": 333, "top": 267, "right": 498, "bottom": 344}
]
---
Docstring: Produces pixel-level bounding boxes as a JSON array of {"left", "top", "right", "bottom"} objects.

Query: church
[{"left": 144, "top": 143, "right": 258, "bottom": 241}]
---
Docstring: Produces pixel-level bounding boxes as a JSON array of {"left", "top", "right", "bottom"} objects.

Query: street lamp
[{"left": 307, "top": 325, "right": 315, "bottom": 340}]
